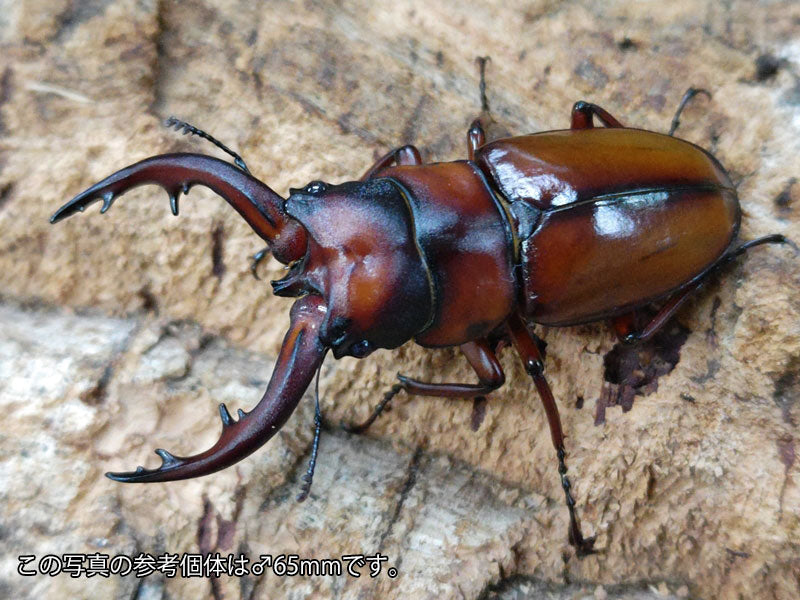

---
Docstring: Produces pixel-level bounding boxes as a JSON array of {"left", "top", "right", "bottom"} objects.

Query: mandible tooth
[
  {"left": 155, "top": 448, "right": 179, "bottom": 467},
  {"left": 100, "top": 191, "right": 115, "bottom": 214},
  {"left": 219, "top": 403, "right": 234, "bottom": 426},
  {"left": 169, "top": 193, "right": 179, "bottom": 216}
]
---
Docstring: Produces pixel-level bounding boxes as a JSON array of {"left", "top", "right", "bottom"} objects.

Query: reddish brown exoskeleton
[{"left": 51, "top": 65, "right": 789, "bottom": 556}]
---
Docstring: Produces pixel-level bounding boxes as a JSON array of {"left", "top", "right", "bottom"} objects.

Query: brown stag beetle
[{"left": 50, "top": 61, "right": 792, "bottom": 557}]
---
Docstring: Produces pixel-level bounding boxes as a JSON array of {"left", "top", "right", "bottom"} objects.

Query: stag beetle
[{"left": 50, "top": 63, "right": 789, "bottom": 556}]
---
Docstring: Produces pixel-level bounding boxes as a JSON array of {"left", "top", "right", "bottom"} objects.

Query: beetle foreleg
[
  {"left": 506, "top": 313, "right": 597, "bottom": 557},
  {"left": 249, "top": 246, "right": 271, "bottom": 280},
  {"left": 361, "top": 145, "right": 422, "bottom": 180},
  {"left": 343, "top": 340, "right": 504, "bottom": 434},
  {"left": 570, "top": 101, "right": 624, "bottom": 129}
]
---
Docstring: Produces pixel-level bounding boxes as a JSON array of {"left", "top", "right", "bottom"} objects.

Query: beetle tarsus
[
  {"left": 475, "top": 56, "right": 491, "bottom": 113},
  {"left": 730, "top": 233, "right": 795, "bottom": 257},
  {"left": 571, "top": 530, "right": 598, "bottom": 558},
  {"left": 342, "top": 382, "right": 404, "bottom": 434},
  {"left": 668, "top": 87, "right": 712, "bottom": 136},
  {"left": 250, "top": 247, "right": 271, "bottom": 280},
  {"left": 558, "top": 447, "right": 598, "bottom": 557}
]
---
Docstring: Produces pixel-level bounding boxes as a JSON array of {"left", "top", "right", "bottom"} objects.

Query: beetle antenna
[
  {"left": 668, "top": 87, "right": 711, "bottom": 136},
  {"left": 476, "top": 56, "right": 491, "bottom": 114},
  {"left": 164, "top": 116, "right": 251, "bottom": 174},
  {"left": 297, "top": 351, "right": 328, "bottom": 502}
]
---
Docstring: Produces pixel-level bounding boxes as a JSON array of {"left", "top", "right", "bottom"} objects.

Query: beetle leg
[
  {"left": 476, "top": 56, "right": 491, "bottom": 113},
  {"left": 611, "top": 287, "right": 699, "bottom": 344},
  {"left": 570, "top": 101, "right": 624, "bottom": 129},
  {"left": 466, "top": 56, "right": 492, "bottom": 160},
  {"left": 343, "top": 339, "right": 504, "bottom": 433},
  {"left": 668, "top": 88, "right": 712, "bottom": 136},
  {"left": 612, "top": 233, "right": 792, "bottom": 344},
  {"left": 361, "top": 145, "right": 422, "bottom": 180},
  {"left": 467, "top": 119, "right": 486, "bottom": 161},
  {"left": 506, "top": 313, "right": 597, "bottom": 557},
  {"left": 249, "top": 246, "right": 271, "bottom": 280}
]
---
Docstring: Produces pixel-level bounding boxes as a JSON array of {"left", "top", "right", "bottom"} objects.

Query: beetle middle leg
[
  {"left": 361, "top": 145, "right": 422, "bottom": 180},
  {"left": 611, "top": 233, "right": 792, "bottom": 344},
  {"left": 467, "top": 119, "right": 486, "bottom": 161},
  {"left": 466, "top": 56, "right": 493, "bottom": 160},
  {"left": 570, "top": 101, "right": 624, "bottom": 129},
  {"left": 344, "top": 339, "right": 505, "bottom": 433},
  {"left": 668, "top": 88, "right": 712, "bottom": 136},
  {"left": 506, "top": 312, "right": 597, "bottom": 557}
]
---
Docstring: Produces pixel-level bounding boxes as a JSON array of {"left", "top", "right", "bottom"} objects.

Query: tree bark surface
[{"left": 0, "top": 1, "right": 798, "bottom": 599}]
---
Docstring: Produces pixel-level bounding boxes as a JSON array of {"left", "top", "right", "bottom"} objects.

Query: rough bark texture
[{"left": 0, "top": 1, "right": 798, "bottom": 599}]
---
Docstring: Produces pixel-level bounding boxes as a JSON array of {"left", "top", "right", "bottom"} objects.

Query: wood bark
[{"left": 0, "top": 1, "right": 798, "bottom": 598}]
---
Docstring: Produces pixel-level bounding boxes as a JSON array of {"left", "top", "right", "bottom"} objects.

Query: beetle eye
[
  {"left": 349, "top": 340, "right": 373, "bottom": 358},
  {"left": 304, "top": 181, "right": 327, "bottom": 194}
]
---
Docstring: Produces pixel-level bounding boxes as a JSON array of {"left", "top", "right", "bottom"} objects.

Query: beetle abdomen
[{"left": 475, "top": 128, "right": 740, "bottom": 325}]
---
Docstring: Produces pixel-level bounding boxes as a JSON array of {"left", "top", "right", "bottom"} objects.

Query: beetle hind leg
[
  {"left": 506, "top": 313, "right": 597, "bottom": 557},
  {"left": 612, "top": 233, "right": 795, "bottom": 344}
]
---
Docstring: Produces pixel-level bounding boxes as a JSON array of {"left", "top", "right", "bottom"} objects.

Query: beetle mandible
[{"left": 50, "top": 62, "right": 790, "bottom": 556}]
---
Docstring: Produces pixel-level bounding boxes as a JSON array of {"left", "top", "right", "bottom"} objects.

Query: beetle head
[{"left": 275, "top": 178, "right": 433, "bottom": 358}]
